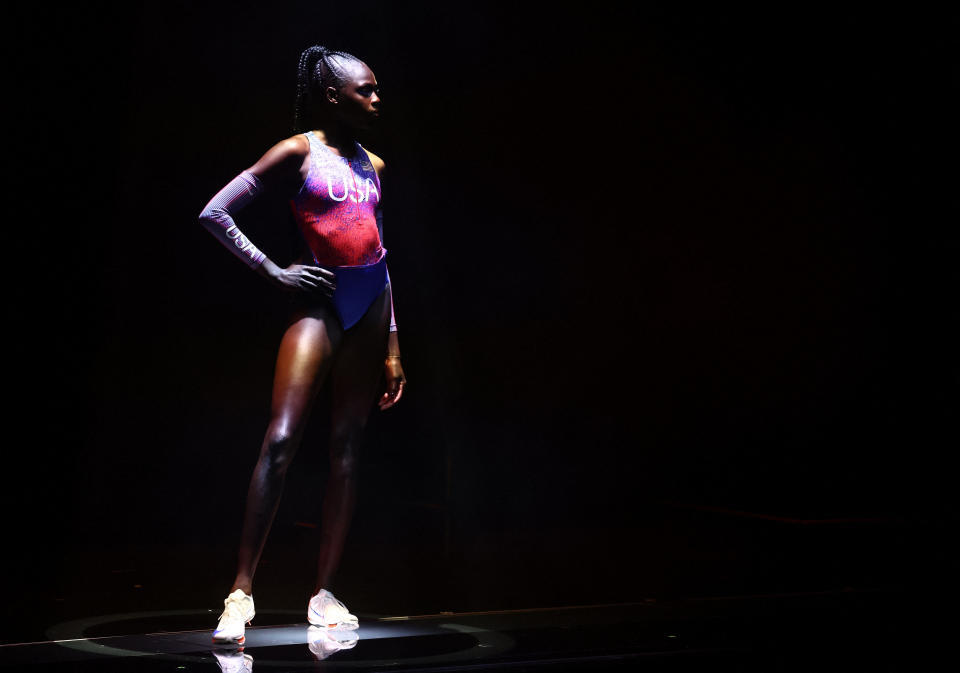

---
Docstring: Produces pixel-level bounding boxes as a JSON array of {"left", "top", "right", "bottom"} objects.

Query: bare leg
[
  {"left": 231, "top": 303, "right": 343, "bottom": 595},
  {"left": 314, "top": 287, "right": 391, "bottom": 593}
]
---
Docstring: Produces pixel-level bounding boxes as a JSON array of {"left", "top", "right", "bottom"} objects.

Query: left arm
[
  {"left": 368, "top": 148, "right": 406, "bottom": 410},
  {"left": 381, "top": 293, "right": 404, "bottom": 410}
]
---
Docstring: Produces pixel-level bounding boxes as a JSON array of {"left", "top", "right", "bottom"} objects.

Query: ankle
[{"left": 231, "top": 582, "right": 253, "bottom": 596}]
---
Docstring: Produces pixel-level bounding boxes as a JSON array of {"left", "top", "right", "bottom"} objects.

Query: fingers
[
  {"left": 303, "top": 265, "right": 336, "bottom": 282},
  {"left": 304, "top": 279, "right": 335, "bottom": 296},
  {"left": 378, "top": 385, "right": 395, "bottom": 410},
  {"left": 377, "top": 379, "right": 407, "bottom": 411},
  {"left": 304, "top": 267, "right": 336, "bottom": 295},
  {"left": 292, "top": 266, "right": 335, "bottom": 295},
  {"left": 280, "top": 264, "right": 336, "bottom": 295},
  {"left": 378, "top": 379, "right": 405, "bottom": 410}
]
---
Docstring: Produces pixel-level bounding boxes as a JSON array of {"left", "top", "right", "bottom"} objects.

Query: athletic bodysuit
[
  {"left": 290, "top": 132, "right": 383, "bottom": 267},
  {"left": 199, "top": 132, "right": 397, "bottom": 332},
  {"left": 288, "top": 132, "right": 392, "bottom": 330}
]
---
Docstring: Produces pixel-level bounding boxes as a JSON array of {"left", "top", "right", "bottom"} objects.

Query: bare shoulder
[
  {"left": 246, "top": 134, "right": 310, "bottom": 179},
  {"left": 362, "top": 146, "right": 386, "bottom": 177}
]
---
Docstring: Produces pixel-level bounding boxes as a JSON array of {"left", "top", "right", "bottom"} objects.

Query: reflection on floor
[{"left": 0, "top": 588, "right": 908, "bottom": 671}]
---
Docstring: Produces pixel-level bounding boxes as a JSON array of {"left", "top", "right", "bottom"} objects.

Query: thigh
[
  {"left": 270, "top": 302, "right": 344, "bottom": 436},
  {"left": 329, "top": 286, "right": 391, "bottom": 429}
]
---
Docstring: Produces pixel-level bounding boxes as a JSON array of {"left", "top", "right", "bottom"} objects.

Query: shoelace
[
  {"left": 314, "top": 592, "right": 354, "bottom": 620},
  {"left": 219, "top": 596, "right": 250, "bottom": 621},
  {"left": 326, "top": 595, "right": 349, "bottom": 614}
]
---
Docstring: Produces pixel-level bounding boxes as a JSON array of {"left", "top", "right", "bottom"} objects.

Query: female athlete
[{"left": 198, "top": 44, "right": 406, "bottom": 646}]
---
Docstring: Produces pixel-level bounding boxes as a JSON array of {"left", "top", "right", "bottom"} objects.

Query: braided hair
[{"left": 294, "top": 45, "right": 365, "bottom": 133}]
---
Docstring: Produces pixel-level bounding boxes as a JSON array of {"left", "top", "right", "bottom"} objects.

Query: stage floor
[{"left": 0, "top": 588, "right": 909, "bottom": 671}]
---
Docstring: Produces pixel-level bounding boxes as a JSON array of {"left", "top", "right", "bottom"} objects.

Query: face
[{"left": 326, "top": 60, "right": 381, "bottom": 129}]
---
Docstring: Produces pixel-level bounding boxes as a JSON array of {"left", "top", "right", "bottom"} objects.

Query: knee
[
  {"left": 329, "top": 425, "right": 363, "bottom": 477},
  {"left": 261, "top": 427, "right": 299, "bottom": 477},
  {"left": 330, "top": 452, "right": 359, "bottom": 478}
]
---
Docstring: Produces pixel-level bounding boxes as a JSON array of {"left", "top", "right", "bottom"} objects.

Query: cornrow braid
[{"left": 293, "top": 44, "right": 363, "bottom": 133}]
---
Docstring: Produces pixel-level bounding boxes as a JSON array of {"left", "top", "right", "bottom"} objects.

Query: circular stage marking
[{"left": 45, "top": 609, "right": 516, "bottom": 667}]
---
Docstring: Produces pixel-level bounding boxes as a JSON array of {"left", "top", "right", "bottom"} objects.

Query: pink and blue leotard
[
  {"left": 199, "top": 131, "right": 397, "bottom": 332},
  {"left": 289, "top": 131, "right": 394, "bottom": 331}
]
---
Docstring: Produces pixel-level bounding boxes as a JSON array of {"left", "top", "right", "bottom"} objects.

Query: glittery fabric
[{"left": 289, "top": 132, "right": 384, "bottom": 267}]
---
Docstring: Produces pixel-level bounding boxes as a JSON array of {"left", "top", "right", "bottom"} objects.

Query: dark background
[{"left": 5, "top": 2, "right": 954, "bottom": 641}]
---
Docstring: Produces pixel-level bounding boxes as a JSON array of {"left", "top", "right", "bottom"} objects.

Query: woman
[{"left": 198, "top": 45, "right": 406, "bottom": 646}]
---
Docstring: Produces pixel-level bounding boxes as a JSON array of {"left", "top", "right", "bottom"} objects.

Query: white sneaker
[
  {"left": 213, "top": 589, "right": 256, "bottom": 645},
  {"left": 307, "top": 588, "right": 359, "bottom": 629},
  {"left": 211, "top": 649, "right": 254, "bottom": 672},
  {"left": 307, "top": 625, "right": 359, "bottom": 660}
]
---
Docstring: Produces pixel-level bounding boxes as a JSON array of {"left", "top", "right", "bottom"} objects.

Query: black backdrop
[{"left": 6, "top": 3, "right": 954, "bottom": 619}]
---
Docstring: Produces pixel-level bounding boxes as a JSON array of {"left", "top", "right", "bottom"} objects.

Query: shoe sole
[
  {"left": 212, "top": 618, "right": 253, "bottom": 645},
  {"left": 308, "top": 606, "right": 358, "bottom": 629},
  {"left": 308, "top": 620, "right": 360, "bottom": 630}
]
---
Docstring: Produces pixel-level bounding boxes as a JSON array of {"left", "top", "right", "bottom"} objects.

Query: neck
[{"left": 312, "top": 123, "right": 357, "bottom": 156}]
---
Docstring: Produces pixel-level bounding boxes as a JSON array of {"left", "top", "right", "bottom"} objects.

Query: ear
[{"left": 325, "top": 86, "right": 339, "bottom": 105}]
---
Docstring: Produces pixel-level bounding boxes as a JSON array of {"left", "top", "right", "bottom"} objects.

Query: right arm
[{"left": 198, "top": 136, "right": 335, "bottom": 295}]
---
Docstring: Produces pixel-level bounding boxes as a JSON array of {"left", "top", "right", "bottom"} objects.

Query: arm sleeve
[
  {"left": 377, "top": 205, "right": 398, "bottom": 332},
  {"left": 386, "top": 266, "right": 398, "bottom": 333},
  {"left": 198, "top": 170, "right": 268, "bottom": 268}
]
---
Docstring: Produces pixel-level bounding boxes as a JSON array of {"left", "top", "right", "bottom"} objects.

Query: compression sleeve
[
  {"left": 377, "top": 206, "right": 398, "bottom": 332},
  {"left": 198, "top": 170, "right": 267, "bottom": 268},
  {"left": 386, "top": 266, "right": 398, "bottom": 333}
]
